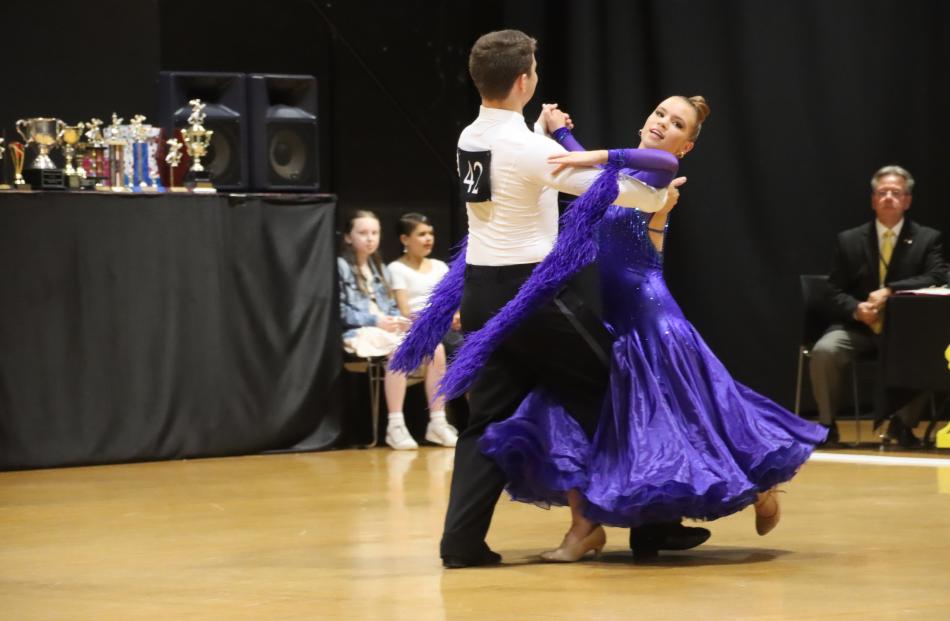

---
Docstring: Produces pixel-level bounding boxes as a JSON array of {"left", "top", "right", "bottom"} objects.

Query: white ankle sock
[
  {"left": 388, "top": 412, "right": 405, "bottom": 427},
  {"left": 429, "top": 410, "right": 447, "bottom": 423}
]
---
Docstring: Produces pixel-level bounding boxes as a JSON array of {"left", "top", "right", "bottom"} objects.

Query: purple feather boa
[
  {"left": 436, "top": 163, "right": 625, "bottom": 399},
  {"left": 392, "top": 145, "right": 676, "bottom": 394},
  {"left": 389, "top": 236, "right": 468, "bottom": 373}
]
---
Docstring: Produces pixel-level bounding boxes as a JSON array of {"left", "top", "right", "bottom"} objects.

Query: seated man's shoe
[
  {"left": 629, "top": 521, "right": 711, "bottom": 559},
  {"left": 884, "top": 416, "right": 922, "bottom": 449},
  {"left": 818, "top": 422, "right": 839, "bottom": 447},
  {"left": 441, "top": 548, "right": 502, "bottom": 569}
]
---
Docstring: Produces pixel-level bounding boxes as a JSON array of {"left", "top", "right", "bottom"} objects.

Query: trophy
[
  {"left": 164, "top": 137, "right": 187, "bottom": 192},
  {"left": 16, "top": 117, "right": 66, "bottom": 189},
  {"left": 129, "top": 114, "right": 156, "bottom": 191},
  {"left": 60, "top": 122, "right": 86, "bottom": 189},
  {"left": 105, "top": 113, "right": 130, "bottom": 191},
  {"left": 180, "top": 99, "right": 216, "bottom": 193},
  {"left": 8, "top": 142, "right": 27, "bottom": 188},
  {"left": 81, "top": 118, "right": 107, "bottom": 189},
  {"left": 0, "top": 137, "right": 9, "bottom": 189}
]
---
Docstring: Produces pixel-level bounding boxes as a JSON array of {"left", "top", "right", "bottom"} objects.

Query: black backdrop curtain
[
  {"left": 504, "top": 0, "right": 950, "bottom": 406},
  {"left": 0, "top": 0, "right": 948, "bottom": 448},
  {"left": 0, "top": 193, "right": 342, "bottom": 470}
]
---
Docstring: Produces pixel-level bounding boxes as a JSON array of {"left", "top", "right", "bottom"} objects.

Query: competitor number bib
[{"left": 457, "top": 149, "right": 492, "bottom": 203}]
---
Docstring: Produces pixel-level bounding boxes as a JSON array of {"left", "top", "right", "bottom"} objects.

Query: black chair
[{"left": 794, "top": 274, "right": 876, "bottom": 445}]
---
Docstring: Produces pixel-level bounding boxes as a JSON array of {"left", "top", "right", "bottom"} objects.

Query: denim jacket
[{"left": 337, "top": 257, "right": 401, "bottom": 339}]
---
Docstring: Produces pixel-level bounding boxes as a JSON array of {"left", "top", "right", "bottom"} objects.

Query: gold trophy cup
[
  {"left": 16, "top": 117, "right": 65, "bottom": 170},
  {"left": 181, "top": 99, "right": 216, "bottom": 193},
  {"left": 16, "top": 117, "right": 66, "bottom": 189},
  {"left": 61, "top": 123, "right": 86, "bottom": 188}
]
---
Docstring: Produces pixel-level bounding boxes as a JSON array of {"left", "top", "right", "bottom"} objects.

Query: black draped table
[
  {"left": 0, "top": 191, "right": 343, "bottom": 470},
  {"left": 879, "top": 294, "right": 950, "bottom": 429}
]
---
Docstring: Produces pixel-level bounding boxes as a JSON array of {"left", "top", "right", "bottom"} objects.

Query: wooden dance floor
[{"left": 3, "top": 431, "right": 950, "bottom": 619}]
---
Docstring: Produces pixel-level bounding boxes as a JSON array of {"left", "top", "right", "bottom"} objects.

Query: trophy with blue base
[{"left": 130, "top": 115, "right": 158, "bottom": 192}]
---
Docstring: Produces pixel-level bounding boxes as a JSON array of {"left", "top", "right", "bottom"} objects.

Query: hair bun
[{"left": 687, "top": 96, "right": 711, "bottom": 123}]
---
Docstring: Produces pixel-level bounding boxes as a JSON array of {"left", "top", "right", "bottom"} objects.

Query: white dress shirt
[{"left": 458, "top": 106, "right": 668, "bottom": 266}]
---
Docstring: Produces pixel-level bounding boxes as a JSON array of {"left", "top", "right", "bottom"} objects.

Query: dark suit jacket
[{"left": 827, "top": 219, "right": 947, "bottom": 330}]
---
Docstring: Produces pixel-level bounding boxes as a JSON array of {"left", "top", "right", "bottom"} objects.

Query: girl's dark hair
[
  {"left": 340, "top": 209, "right": 393, "bottom": 300},
  {"left": 395, "top": 212, "right": 432, "bottom": 237}
]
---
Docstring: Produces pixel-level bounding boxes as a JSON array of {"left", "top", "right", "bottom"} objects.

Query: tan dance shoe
[
  {"left": 540, "top": 526, "right": 607, "bottom": 562},
  {"left": 754, "top": 488, "right": 782, "bottom": 536}
]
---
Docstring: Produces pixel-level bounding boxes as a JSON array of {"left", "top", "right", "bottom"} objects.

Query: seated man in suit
[{"left": 810, "top": 165, "right": 947, "bottom": 447}]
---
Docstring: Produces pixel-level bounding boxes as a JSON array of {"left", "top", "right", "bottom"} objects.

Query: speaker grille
[
  {"left": 266, "top": 122, "right": 317, "bottom": 186},
  {"left": 248, "top": 73, "right": 319, "bottom": 191}
]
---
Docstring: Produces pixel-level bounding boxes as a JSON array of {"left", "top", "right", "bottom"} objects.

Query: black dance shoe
[
  {"left": 883, "top": 416, "right": 922, "bottom": 449},
  {"left": 629, "top": 521, "right": 711, "bottom": 560},
  {"left": 442, "top": 548, "right": 502, "bottom": 569}
]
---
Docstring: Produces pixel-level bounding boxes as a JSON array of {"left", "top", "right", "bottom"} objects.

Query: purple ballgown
[{"left": 479, "top": 204, "right": 828, "bottom": 527}]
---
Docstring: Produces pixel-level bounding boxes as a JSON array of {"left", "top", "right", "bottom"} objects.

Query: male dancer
[{"left": 441, "top": 29, "right": 709, "bottom": 568}]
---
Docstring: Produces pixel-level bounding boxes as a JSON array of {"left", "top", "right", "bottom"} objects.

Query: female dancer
[
  {"left": 338, "top": 210, "right": 456, "bottom": 450},
  {"left": 479, "top": 96, "right": 828, "bottom": 561}
]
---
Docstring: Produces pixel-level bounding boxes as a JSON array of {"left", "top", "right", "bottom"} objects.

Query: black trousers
[{"left": 440, "top": 263, "right": 612, "bottom": 558}]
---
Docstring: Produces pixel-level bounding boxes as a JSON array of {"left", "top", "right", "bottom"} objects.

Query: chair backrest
[{"left": 800, "top": 274, "right": 835, "bottom": 346}]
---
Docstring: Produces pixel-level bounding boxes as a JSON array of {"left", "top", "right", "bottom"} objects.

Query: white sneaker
[
  {"left": 425, "top": 419, "right": 459, "bottom": 447},
  {"left": 386, "top": 424, "right": 418, "bottom": 450}
]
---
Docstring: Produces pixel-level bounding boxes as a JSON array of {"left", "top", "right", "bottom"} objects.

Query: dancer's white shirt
[{"left": 458, "top": 106, "right": 668, "bottom": 266}]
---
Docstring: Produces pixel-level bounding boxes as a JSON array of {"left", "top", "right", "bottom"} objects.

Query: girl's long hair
[{"left": 340, "top": 209, "right": 394, "bottom": 299}]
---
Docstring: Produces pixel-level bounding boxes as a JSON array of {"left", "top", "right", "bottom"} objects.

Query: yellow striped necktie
[
  {"left": 878, "top": 229, "right": 895, "bottom": 286},
  {"left": 871, "top": 229, "right": 895, "bottom": 334}
]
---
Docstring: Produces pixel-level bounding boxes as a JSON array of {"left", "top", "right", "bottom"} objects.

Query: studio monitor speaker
[
  {"left": 247, "top": 74, "right": 319, "bottom": 191},
  {"left": 157, "top": 71, "right": 248, "bottom": 191}
]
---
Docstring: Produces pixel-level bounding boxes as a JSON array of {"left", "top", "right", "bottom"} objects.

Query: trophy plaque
[
  {"left": 16, "top": 117, "right": 66, "bottom": 190},
  {"left": 181, "top": 99, "right": 216, "bottom": 193}
]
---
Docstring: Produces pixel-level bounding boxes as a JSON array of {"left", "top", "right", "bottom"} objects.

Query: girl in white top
[{"left": 385, "top": 213, "right": 459, "bottom": 449}]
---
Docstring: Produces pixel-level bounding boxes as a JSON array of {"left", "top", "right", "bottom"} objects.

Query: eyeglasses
[{"left": 873, "top": 189, "right": 908, "bottom": 198}]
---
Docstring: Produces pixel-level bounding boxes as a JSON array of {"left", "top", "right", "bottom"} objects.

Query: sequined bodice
[{"left": 598, "top": 205, "right": 673, "bottom": 334}]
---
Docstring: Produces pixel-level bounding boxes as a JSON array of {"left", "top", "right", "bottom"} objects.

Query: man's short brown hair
[{"left": 468, "top": 30, "right": 537, "bottom": 100}]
